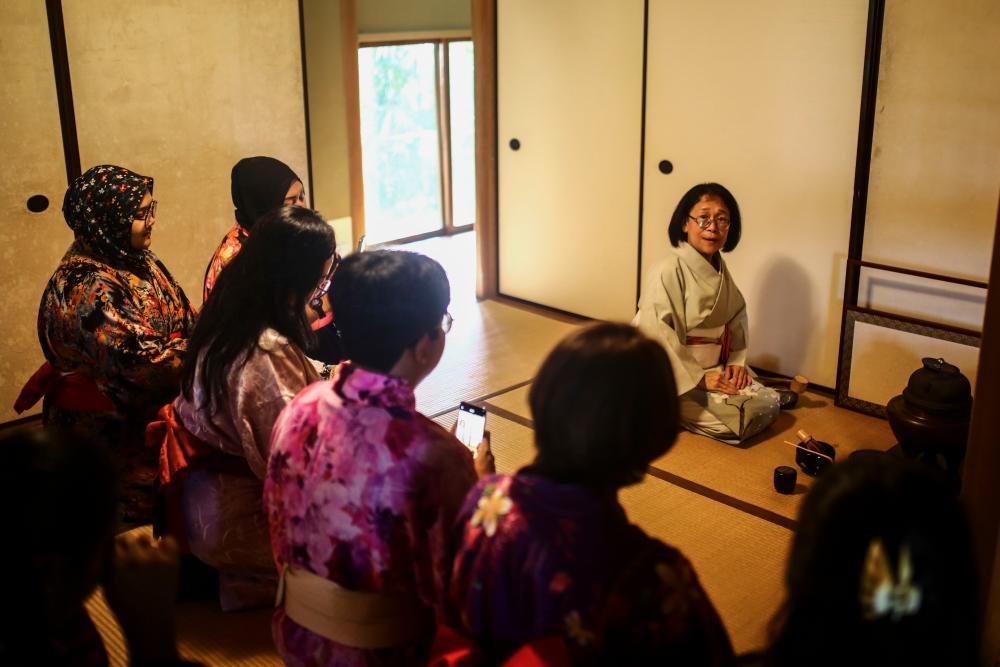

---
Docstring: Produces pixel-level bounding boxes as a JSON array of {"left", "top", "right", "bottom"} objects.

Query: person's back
[
  {"left": 154, "top": 206, "right": 335, "bottom": 610},
  {"left": 765, "top": 454, "right": 978, "bottom": 667},
  {"left": 264, "top": 250, "right": 492, "bottom": 666},
  {"left": 446, "top": 323, "right": 734, "bottom": 665}
]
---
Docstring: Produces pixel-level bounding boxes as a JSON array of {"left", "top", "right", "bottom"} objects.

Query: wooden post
[
  {"left": 340, "top": 0, "right": 364, "bottom": 246},
  {"left": 961, "top": 193, "right": 1000, "bottom": 664},
  {"left": 472, "top": 0, "right": 497, "bottom": 299}
]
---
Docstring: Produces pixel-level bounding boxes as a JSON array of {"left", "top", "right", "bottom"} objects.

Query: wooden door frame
[{"left": 471, "top": 0, "right": 497, "bottom": 299}]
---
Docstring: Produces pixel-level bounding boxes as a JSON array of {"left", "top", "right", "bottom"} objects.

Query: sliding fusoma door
[
  {"left": 497, "top": 0, "right": 645, "bottom": 322},
  {"left": 640, "top": 0, "right": 867, "bottom": 388},
  {"left": 497, "top": 0, "right": 868, "bottom": 386}
]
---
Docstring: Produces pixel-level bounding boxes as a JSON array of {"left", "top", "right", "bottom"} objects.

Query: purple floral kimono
[
  {"left": 264, "top": 363, "right": 479, "bottom": 666},
  {"left": 446, "top": 473, "right": 736, "bottom": 665}
]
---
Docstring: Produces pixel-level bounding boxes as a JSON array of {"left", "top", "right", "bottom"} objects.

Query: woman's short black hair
[
  {"left": 528, "top": 323, "right": 679, "bottom": 489},
  {"left": 667, "top": 182, "right": 742, "bottom": 252},
  {"left": 331, "top": 250, "right": 450, "bottom": 373},
  {"left": 767, "top": 455, "right": 978, "bottom": 667}
]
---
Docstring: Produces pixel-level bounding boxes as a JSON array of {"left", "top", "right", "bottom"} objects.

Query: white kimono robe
[{"left": 633, "top": 242, "right": 778, "bottom": 443}]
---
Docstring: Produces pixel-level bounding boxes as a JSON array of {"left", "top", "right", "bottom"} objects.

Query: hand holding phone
[{"left": 455, "top": 402, "right": 486, "bottom": 453}]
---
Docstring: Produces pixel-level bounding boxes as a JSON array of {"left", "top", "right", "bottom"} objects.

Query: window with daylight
[{"left": 358, "top": 38, "right": 475, "bottom": 245}]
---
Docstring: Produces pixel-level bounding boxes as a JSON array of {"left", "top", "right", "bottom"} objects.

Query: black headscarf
[
  {"left": 231, "top": 157, "right": 300, "bottom": 231},
  {"left": 62, "top": 164, "right": 153, "bottom": 267}
]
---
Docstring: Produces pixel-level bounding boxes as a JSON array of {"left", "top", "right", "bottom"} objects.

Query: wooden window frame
[{"left": 357, "top": 36, "right": 475, "bottom": 247}]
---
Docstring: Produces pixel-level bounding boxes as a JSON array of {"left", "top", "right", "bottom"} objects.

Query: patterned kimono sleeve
[
  {"left": 230, "top": 341, "right": 319, "bottom": 478},
  {"left": 81, "top": 273, "right": 190, "bottom": 413},
  {"left": 409, "top": 419, "right": 479, "bottom": 613},
  {"left": 602, "top": 539, "right": 735, "bottom": 666}
]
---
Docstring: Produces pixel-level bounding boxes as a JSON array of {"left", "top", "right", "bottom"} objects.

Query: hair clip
[{"left": 859, "top": 538, "right": 922, "bottom": 621}]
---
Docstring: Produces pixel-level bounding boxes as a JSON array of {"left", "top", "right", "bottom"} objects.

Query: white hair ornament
[{"left": 859, "top": 538, "right": 922, "bottom": 621}]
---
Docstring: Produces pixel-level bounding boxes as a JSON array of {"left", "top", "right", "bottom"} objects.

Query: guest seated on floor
[
  {"left": 16, "top": 165, "right": 195, "bottom": 524},
  {"left": 264, "top": 249, "right": 494, "bottom": 666},
  {"left": 765, "top": 454, "right": 978, "bottom": 667},
  {"left": 149, "top": 206, "right": 336, "bottom": 611},
  {"left": 0, "top": 427, "right": 199, "bottom": 667},
  {"left": 634, "top": 182, "right": 778, "bottom": 444},
  {"left": 203, "top": 155, "right": 342, "bottom": 363},
  {"left": 444, "top": 323, "right": 735, "bottom": 665}
]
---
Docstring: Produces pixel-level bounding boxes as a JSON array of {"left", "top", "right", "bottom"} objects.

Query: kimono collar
[
  {"left": 676, "top": 241, "right": 727, "bottom": 281},
  {"left": 63, "top": 165, "right": 153, "bottom": 270},
  {"left": 333, "top": 362, "right": 416, "bottom": 412}
]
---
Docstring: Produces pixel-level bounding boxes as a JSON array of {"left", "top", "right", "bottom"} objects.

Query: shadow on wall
[
  {"left": 863, "top": 276, "right": 987, "bottom": 330},
  {"left": 749, "top": 256, "right": 812, "bottom": 376}
]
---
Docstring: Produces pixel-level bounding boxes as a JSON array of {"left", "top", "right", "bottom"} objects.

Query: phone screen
[{"left": 456, "top": 402, "right": 486, "bottom": 452}]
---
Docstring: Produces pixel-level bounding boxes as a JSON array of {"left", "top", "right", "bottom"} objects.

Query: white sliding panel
[
  {"left": 641, "top": 0, "right": 867, "bottom": 387},
  {"left": 498, "top": 0, "right": 644, "bottom": 321},
  {"left": 0, "top": 2, "right": 72, "bottom": 423},
  {"left": 62, "top": 0, "right": 308, "bottom": 306}
]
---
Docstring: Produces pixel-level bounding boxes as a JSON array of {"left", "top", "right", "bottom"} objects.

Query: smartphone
[
  {"left": 455, "top": 402, "right": 486, "bottom": 452},
  {"left": 356, "top": 234, "right": 367, "bottom": 253}
]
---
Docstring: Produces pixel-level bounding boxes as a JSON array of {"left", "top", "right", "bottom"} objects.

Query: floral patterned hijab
[{"left": 63, "top": 164, "right": 153, "bottom": 266}]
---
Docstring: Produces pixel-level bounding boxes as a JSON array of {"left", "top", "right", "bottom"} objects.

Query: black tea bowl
[{"left": 796, "top": 440, "right": 836, "bottom": 476}]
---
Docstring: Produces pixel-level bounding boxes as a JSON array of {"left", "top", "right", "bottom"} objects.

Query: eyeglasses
[
  {"left": 134, "top": 200, "right": 157, "bottom": 228},
  {"left": 441, "top": 312, "right": 454, "bottom": 334},
  {"left": 310, "top": 255, "right": 340, "bottom": 310},
  {"left": 688, "top": 214, "right": 730, "bottom": 231}
]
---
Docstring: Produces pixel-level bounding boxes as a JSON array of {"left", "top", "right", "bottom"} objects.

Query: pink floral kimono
[{"left": 264, "top": 363, "right": 478, "bottom": 666}]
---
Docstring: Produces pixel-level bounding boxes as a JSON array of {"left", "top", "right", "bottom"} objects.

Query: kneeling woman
[
  {"left": 446, "top": 324, "right": 734, "bottom": 664},
  {"left": 160, "top": 206, "right": 335, "bottom": 610},
  {"left": 634, "top": 183, "right": 778, "bottom": 444},
  {"left": 23, "top": 165, "right": 194, "bottom": 524}
]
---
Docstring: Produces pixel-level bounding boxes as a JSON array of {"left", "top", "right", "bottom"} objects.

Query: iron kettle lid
[{"left": 900, "top": 357, "right": 972, "bottom": 413}]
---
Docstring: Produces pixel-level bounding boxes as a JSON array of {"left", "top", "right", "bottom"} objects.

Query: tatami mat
[
  {"left": 469, "top": 411, "right": 791, "bottom": 654},
  {"left": 416, "top": 299, "right": 580, "bottom": 417},
  {"left": 649, "top": 390, "right": 895, "bottom": 523},
  {"left": 85, "top": 526, "right": 281, "bottom": 667}
]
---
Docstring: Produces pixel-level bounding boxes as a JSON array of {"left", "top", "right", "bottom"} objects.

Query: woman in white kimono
[{"left": 634, "top": 183, "right": 778, "bottom": 444}]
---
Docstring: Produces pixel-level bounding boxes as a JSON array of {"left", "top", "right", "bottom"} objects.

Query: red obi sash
[
  {"left": 145, "top": 403, "right": 250, "bottom": 551},
  {"left": 13, "top": 362, "right": 116, "bottom": 414},
  {"left": 428, "top": 626, "right": 570, "bottom": 667}
]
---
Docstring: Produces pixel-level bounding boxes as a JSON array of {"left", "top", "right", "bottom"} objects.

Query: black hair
[
  {"left": 667, "top": 182, "right": 742, "bottom": 252},
  {"left": 182, "top": 206, "right": 335, "bottom": 409},
  {"left": 330, "top": 250, "right": 450, "bottom": 373},
  {"left": 766, "top": 455, "right": 978, "bottom": 667},
  {"left": 528, "top": 323, "right": 679, "bottom": 489},
  {"left": 0, "top": 427, "right": 118, "bottom": 659}
]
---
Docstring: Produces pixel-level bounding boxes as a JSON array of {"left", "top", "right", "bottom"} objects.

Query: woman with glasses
[
  {"left": 264, "top": 250, "right": 493, "bottom": 666},
  {"left": 149, "top": 205, "right": 335, "bottom": 610},
  {"left": 633, "top": 182, "right": 779, "bottom": 444},
  {"left": 204, "top": 155, "right": 344, "bottom": 364},
  {"left": 16, "top": 165, "right": 195, "bottom": 524},
  {"left": 202, "top": 155, "right": 305, "bottom": 301}
]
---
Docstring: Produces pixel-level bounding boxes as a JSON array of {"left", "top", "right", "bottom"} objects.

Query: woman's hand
[
  {"left": 724, "top": 364, "right": 751, "bottom": 390},
  {"left": 698, "top": 371, "right": 739, "bottom": 395},
  {"left": 474, "top": 431, "right": 496, "bottom": 478}
]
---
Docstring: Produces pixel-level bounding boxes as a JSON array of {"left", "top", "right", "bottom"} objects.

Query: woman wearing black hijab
[
  {"left": 203, "top": 156, "right": 343, "bottom": 363},
  {"left": 202, "top": 156, "right": 304, "bottom": 301}
]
